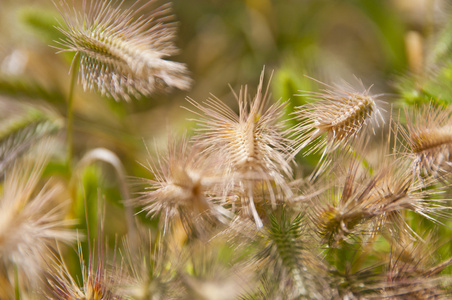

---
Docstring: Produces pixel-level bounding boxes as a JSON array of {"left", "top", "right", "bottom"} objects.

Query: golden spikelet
[
  {"left": 186, "top": 69, "right": 293, "bottom": 227},
  {"left": 291, "top": 77, "right": 385, "bottom": 159},
  {"left": 399, "top": 104, "right": 452, "bottom": 180},
  {"left": 55, "top": 0, "right": 192, "bottom": 101}
]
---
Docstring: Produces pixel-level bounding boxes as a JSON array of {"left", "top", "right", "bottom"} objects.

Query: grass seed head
[
  {"left": 310, "top": 154, "right": 450, "bottom": 246},
  {"left": 253, "top": 209, "right": 329, "bottom": 299},
  {"left": 0, "top": 153, "right": 76, "bottom": 293},
  {"left": 136, "top": 137, "right": 223, "bottom": 236},
  {"left": 291, "top": 77, "right": 385, "bottom": 158},
  {"left": 45, "top": 237, "right": 126, "bottom": 300},
  {"left": 186, "top": 69, "right": 293, "bottom": 227},
  {"left": 55, "top": 0, "right": 192, "bottom": 101},
  {"left": 399, "top": 104, "right": 452, "bottom": 181}
]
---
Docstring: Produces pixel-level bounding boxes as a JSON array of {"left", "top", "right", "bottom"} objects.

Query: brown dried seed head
[{"left": 310, "top": 154, "right": 449, "bottom": 246}]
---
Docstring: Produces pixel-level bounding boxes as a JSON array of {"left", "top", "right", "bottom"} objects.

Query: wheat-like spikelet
[
  {"left": 291, "top": 77, "right": 385, "bottom": 160},
  {"left": 55, "top": 0, "right": 192, "bottom": 101},
  {"left": 0, "top": 150, "right": 76, "bottom": 294},
  {"left": 399, "top": 104, "right": 452, "bottom": 181},
  {"left": 186, "top": 69, "right": 292, "bottom": 227},
  {"left": 0, "top": 99, "right": 63, "bottom": 177},
  {"left": 0, "top": 119, "right": 62, "bottom": 178}
]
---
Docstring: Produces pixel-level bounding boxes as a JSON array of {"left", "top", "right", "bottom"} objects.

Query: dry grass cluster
[{"left": 0, "top": 0, "right": 452, "bottom": 299}]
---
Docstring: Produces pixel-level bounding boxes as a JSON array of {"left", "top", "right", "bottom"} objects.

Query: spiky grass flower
[
  {"left": 55, "top": 0, "right": 191, "bottom": 101},
  {"left": 291, "top": 77, "right": 385, "bottom": 161},
  {"left": 186, "top": 69, "right": 292, "bottom": 227},
  {"left": 309, "top": 162, "right": 370, "bottom": 246},
  {"left": 381, "top": 232, "right": 452, "bottom": 299},
  {"left": 0, "top": 151, "right": 76, "bottom": 294},
  {"left": 399, "top": 104, "right": 452, "bottom": 181},
  {"left": 45, "top": 237, "right": 126, "bottom": 299},
  {"left": 310, "top": 157, "right": 450, "bottom": 246},
  {"left": 253, "top": 209, "right": 328, "bottom": 299},
  {"left": 136, "top": 137, "right": 228, "bottom": 236}
]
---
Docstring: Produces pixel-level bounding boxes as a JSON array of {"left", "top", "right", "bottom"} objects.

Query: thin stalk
[
  {"left": 67, "top": 52, "right": 80, "bottom": 169},
  {"left": 14, "top": 264, "right": 19, "bottom": 300},
  {"left": 75, "top": 148, "right": 138, "bottom": 247}
]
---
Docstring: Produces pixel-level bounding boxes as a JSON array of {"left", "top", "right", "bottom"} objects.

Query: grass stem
[{"left": 67, "top": 52, "right": 79, "bottom": 170}]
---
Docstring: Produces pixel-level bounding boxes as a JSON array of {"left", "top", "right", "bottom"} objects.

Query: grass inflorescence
[
  {"left": 1, "top": 0, "right": 452, "bottom": 299},
  {"left": 55, "top": 0, "right": 192, "bottom": 101}
]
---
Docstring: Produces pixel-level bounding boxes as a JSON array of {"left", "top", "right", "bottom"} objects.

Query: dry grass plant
[{"left": 2, "top": 0, "right": 452, "bottom": 298}]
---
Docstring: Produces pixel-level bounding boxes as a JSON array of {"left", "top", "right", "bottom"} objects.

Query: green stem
[
  {"left": 67, "top": 52, "right": 80, "bottom": 170},
  {"left": 75, "top": 148, "right": 138, "bottom": 248},
  {"left": 14, "top": 264, "right": 19, "bottom": 300}
]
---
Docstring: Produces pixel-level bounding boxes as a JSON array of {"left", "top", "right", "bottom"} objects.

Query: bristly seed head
[
  {"left": 0, "top": 153, "right": 76, "bottom": 292},
  {"left": 54, "top": 0, "right": 192, "bottom": 101},
  {"left": 186, "top": 68, "right": 293, "bottom": 227},
  {"left": 45, "top": 237, "right": 126, "bottom": 300},
  {"left": 399, "top": 104, "right": 452, "bottom": 180},
  {"left": 135, "top": 137, "right": 226, "bottom": 235},
  {"left": 187, "top": 70, "right": 292, "bottom": 178},
  {"left": 311, "top": 157, "right": 449, "bottom": 246},
  {"left": 291, "top": 77, "right": 385, "bottom": 158}
]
